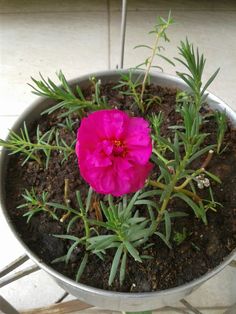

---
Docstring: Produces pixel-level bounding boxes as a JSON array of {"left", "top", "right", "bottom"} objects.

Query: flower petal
[{"left": 76, "top": 109, "right": 153, "bottom": 196}]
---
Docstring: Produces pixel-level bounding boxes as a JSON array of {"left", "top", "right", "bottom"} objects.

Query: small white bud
[
  {"left": 197, "top": 182, "right": 204, "bottom": 189},
  {"left": 204, "top": 178, "right": 210, "bottom": 187}
]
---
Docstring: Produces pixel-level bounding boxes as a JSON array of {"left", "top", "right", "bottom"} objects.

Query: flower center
[{"left": 112, "top": 140, "right": 127, "bottom": 157}]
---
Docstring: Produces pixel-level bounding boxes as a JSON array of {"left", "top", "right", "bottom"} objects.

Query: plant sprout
[
  {"left": 18, "top": 188, "right": 59, "bottom": 222},
  {"left": 173, "top": 228, "right": 188, "bottom": 246},
  {"left": 139, "top": 12, "right": 174, "bottom": 108},
  {"left": 115, "top": 12, "right": 173, "bottom": 113}
]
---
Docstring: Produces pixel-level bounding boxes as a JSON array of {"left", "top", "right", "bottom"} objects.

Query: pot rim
[{"left": 1, "top": 69, "right": 236, "bottom": 300}]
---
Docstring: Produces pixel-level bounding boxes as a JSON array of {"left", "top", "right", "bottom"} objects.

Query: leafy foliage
[
  {"left": 18, "top": 188, "right": 59, "bottom": 222},
  {"left": 203, "top": 187, "right": 223, "bottom": 213},
  {"left": 173, "top": 228, "right": 188, "bottom": 246},
  {"left": 114, "top": 71, "right": 142, "bottom": 110},
  {"left": 114, "top": 70, "right": 161, "bottom": 113},
  {"left": 138, "top": 11, "right": 174, "bottom": 109},
  {"left": 58, "top": 116, "right": 76, "bottom": 132},
  {"left": 0, "top": 122, "right": 74, "bottom": 167},
  {"left": 175, "top": 38, "right": 220, "bottom": 109},
  {"left": 148, "top": 37, "right": 222, "bottom": 228},
  {"left": 29, "top": 71, "right": 108, "bottom": 118},
  {"left": 52, "top": 188, "right": 173, "bottom": 285},
  {"left": 90, "top": 76, "right": 107, "bottom": 108},
  {"left": 52, "top": 188, "right": 93, "bottom": 281},
  {"left": 150, "top": 93, "right": 220, "bottom": 225},
  {"left": 88, "top": 191, "right": 158, "bottom": 285},
  {"left": 114, "top": 12, "right": 173, "bottom": 113}
]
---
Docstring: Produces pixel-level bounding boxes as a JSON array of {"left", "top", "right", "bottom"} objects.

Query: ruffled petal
[
  {"left": 102, "top": 109, "right": 127, "bottom": 139},
  {"left": 76, "top": 109, "right": 153, "bottom": 196},
  {"left": 124, "top": 117, "right": 151, "bottom": 147}
]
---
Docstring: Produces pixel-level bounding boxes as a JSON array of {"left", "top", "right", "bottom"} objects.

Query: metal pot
[{"left": 1, "top": 70, "right": 236, "bottom": 312}]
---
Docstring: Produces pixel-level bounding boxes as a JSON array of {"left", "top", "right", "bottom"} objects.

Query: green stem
[
  {"left": 156, "top": 179, "right": 176, "bottom": 226},
  {"left": 140, "top": 23, "right": 169, "bottom": 109},
  {"left": 175, "top": 149, "right": 214, "bottom": 191},
  {"left": 148, "top": 179, "right": 201, "bottom": 203},
  {"left": 0, "top": 140, "right": 74, "bottom": 153},
  {"left": 175, "top": 168, "right": 204, "bottom": 190},
  {"left": 83, "top": 217, "right": 90, "bottom": 246},
  {"left": 149, "top": 153, "right": 201, "bottom": 225},
  {"left": 24, "top": 142, "right": 74, "bottom": 153},
  {"left": 152, "top": 148, "right": 170, "bottom": 165},
  {"left": 80, "top": 208, "right": 90, "bottom": 250},
  {"left": 140, "top": 28, "right": 163, "bottom": 106}
]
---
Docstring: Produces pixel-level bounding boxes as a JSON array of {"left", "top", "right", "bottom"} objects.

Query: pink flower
[{"left": 76, "top": 109, "right": 153, "bottom": 196}]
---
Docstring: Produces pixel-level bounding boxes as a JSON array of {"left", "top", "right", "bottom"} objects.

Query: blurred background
[{"left": 0, "top": 0, "right": 236, "bottom": 313}]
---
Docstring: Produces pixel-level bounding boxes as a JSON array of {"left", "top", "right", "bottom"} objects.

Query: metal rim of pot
[{"left": 0, "top": 69, "right": 236, "bottom": 312}]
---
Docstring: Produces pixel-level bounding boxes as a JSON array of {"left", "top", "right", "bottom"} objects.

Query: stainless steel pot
[{"left": 1, "top": 70, "right": 236, "bottom": 312}]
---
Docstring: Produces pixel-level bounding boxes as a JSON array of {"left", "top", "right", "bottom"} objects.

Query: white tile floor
[{"left": 0, "top": 0, "right": 236, "bottom": 312}]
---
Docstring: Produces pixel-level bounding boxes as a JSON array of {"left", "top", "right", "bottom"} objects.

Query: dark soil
[{"left": 4, "top": 82, "right": 236, "bottom": 292}]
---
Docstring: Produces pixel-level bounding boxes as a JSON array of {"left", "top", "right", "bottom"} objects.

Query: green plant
[
  {"left": 147, "top": 37, "right": 222, "bottom": 228},
  {"left": 114, "top": 12, "right": 173, "bottom": 114},
  {"left": 173, "top": 228, "right": 188, "bottom": 246},
  {"left": 90, "top": 76, "right": 107, "bottom": 108},
  {"left": 52, "top": 188, "right": 93, "bottom": 282},
  {"left": 175, "top": 38, "right": 220, "bottom": 109},
  {"left": 137, "top": 12, "right": 174, "bottom": 110},
  {"left": 29, "top": 71, "right": 108, "bottom": 118},
  {"left": 149, "top": 108, "right": 217, "bottom": 226},
  {"left": 0, "top": 123, "right": 74, "bottom": 167},
  {"left": 52, "top": 186, "right": 187, "bottom": 286},
  {"left": 58, "top": 116, "right": 76, "bottom": 132},
  {"left": 87, "top": 191, "right": 157, "bottom": 285},
  {"left": 114, "top": 70, "right": 143, "bottom": 110},
  {"left": 18, "top": 188, "right": 59, "bottom": 222},
  {"left": 203, "top": 187, "right": 223, "bottom": 212},
  {"left": 214, "top": 110, "right": 227, "bottom": 154},
  {"left": 114, "top": 70, "right": 162, "bottom": 113}
]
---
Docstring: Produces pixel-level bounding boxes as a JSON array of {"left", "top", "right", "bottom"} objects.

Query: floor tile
[
  {"left": 110, "top": 0, "right": 236, "bottom": 11},
  {"left": 0, "top": 0, "right": 107, "bottom": 13},
  {"left": 0, "top": 11, "right": 109, "bottom": 115},
  {"left": 110, "top": 10, "right": 236, "bottom": 111},
  {"left": 1, "top": 269, "right": 66, "bottom": 311},
  {"left": 185, "top": 266, "right": 236, "bottom": 306},
  {"left": 0, "top": 116, "right": 18, "bottom": 140},
  {"left": 0, "top": 209, "right": 26, "bottom": 269}
]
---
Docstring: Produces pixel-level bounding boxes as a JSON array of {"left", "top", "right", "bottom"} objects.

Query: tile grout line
[
  {"left": 0, "top": 10, "right": 108, "bottom": 15},
  {"left": 107, "top": 0, "right": 111, "bottom": 70}
]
